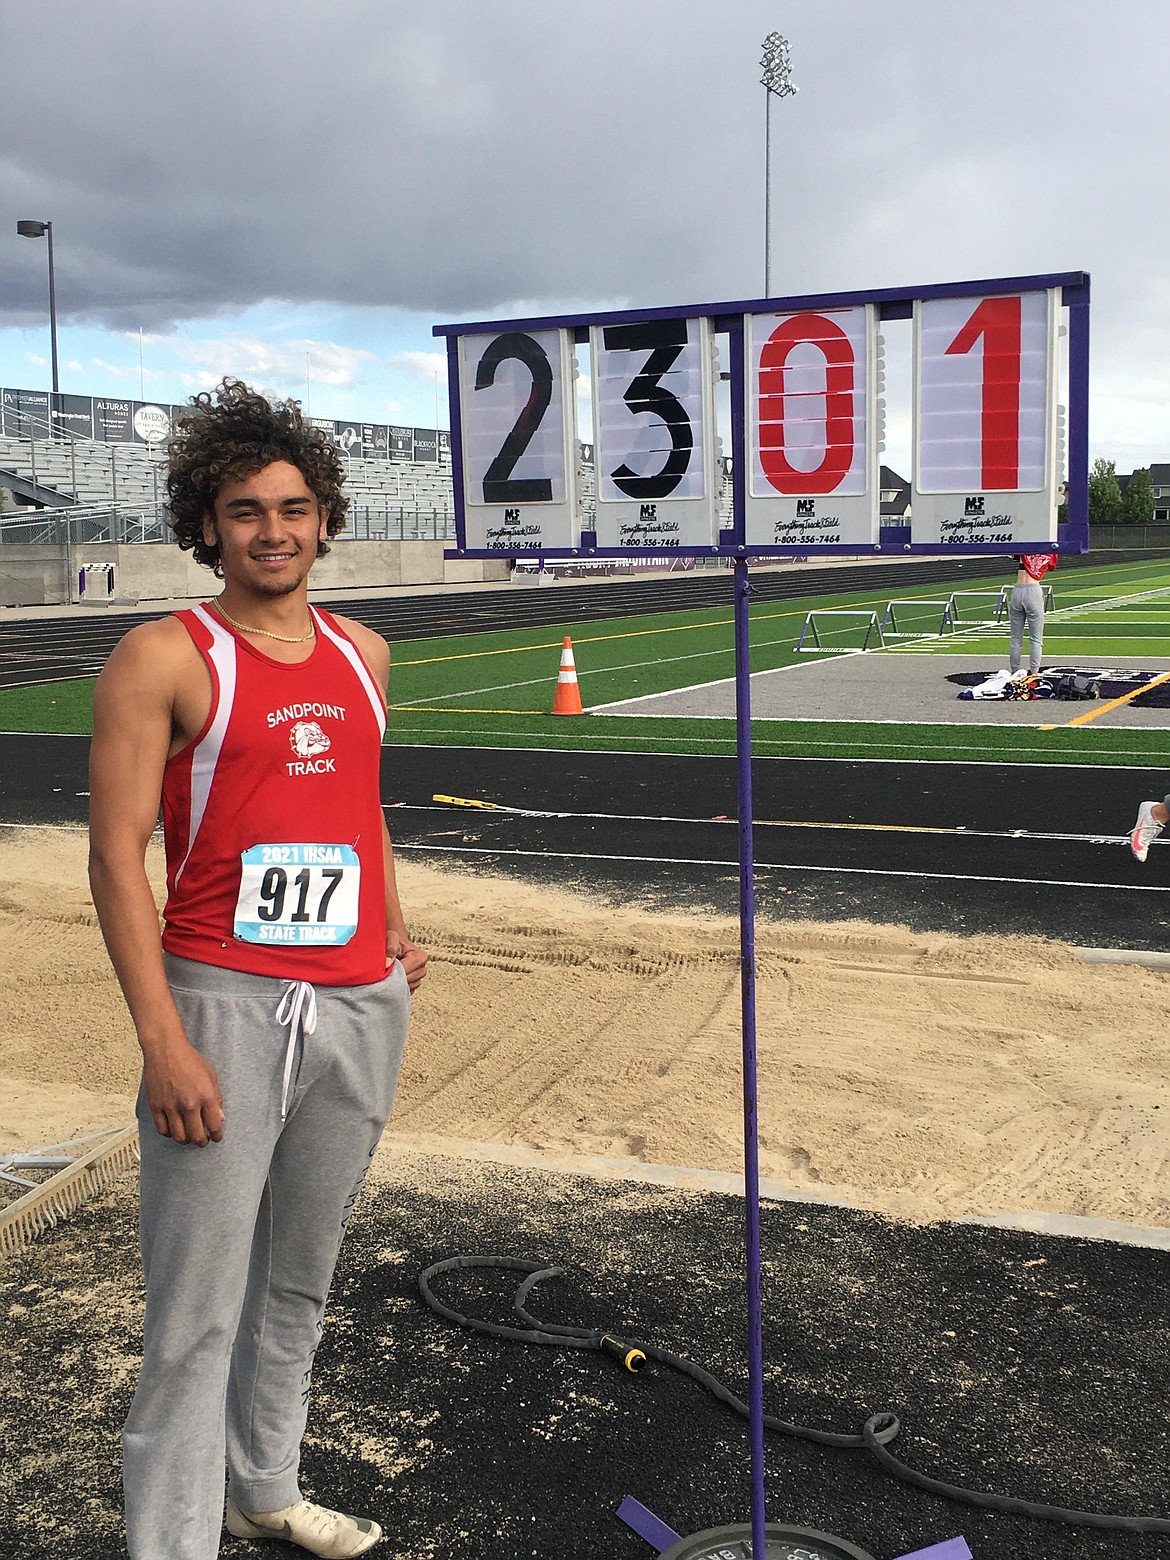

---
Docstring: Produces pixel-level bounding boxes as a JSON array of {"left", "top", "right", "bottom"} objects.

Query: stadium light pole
[
  {"left": 17, "top": 219, "right": 59, "bottom": 399},
  {"left": 760, "top": 33, "right": 797, "bottom": 298}
]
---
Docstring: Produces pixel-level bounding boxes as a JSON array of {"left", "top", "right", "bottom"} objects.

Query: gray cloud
[{"left": 2, "top": 0, "right": 1168, "bottom": 375}]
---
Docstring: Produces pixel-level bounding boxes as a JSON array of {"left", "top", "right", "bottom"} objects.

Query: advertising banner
[
  {"left": 54, "top": 395, "right": 95, "bottom": 439},
  {"left": 362, "top": 423, "right": 389, "bottom": 459},
  {"left": 0, "top": 385, "right": 450, "bottom": 463},
  {"left": 3, "top": 389, "right": 50, "bottom": 437},
  {"left": 132, "top": 403, "right": 172, "bottom": 444},
  {"left": 94, "top": 398, "right": 133, "bottom": 442},
  {"left": 332, "top": 421, "right": 362, "bottom": 456}
]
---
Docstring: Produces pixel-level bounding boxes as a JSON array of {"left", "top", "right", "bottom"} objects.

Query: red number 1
[{"left": 944, "top": 295, "right": 1021, "bottom": 490}]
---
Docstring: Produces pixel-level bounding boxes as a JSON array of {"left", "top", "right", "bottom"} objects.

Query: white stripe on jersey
[
  {"left": 312, "top": 608, "right": 387, "bottom": 739},
  {"left": 177, "top": 605, "right": 237, "bottom": 885}
]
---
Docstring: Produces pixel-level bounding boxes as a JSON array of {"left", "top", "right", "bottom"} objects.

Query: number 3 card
[{"left": 591, "top": 316, "right": 719, "bottom": 550}]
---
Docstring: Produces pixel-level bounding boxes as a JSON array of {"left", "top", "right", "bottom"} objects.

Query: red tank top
[
  {"left": 161, "top": 603, "right": 388, "bottom": 985},
  {"left": 1019, "top": 553, "right": 1058, "bottom": 581}
]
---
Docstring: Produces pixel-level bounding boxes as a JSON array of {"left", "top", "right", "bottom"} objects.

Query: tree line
[{"left": 1089, "top": 459, "right": 1157, "bottom": 525}]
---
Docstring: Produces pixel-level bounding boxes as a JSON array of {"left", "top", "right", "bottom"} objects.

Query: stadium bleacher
[
  {"left": 0, "top": 411, "right": 738, "bottom": 549},
  {"left": 0, "top": 416, "right": 459, "bottom": 545}
]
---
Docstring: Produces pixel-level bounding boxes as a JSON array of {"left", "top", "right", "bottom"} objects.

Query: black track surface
[
  {"left": 4, "top": 1156, "right": 1169, "bottom": 1560},
  {"left": 6, "top": 736, "right": 1170, "bottom": 949}
]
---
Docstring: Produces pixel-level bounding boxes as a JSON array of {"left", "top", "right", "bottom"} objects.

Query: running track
[
  {"left": 4, "top": 735, "right": 1168, "bottom": 951},
  {"left": 4, "top": 557, "right": 1168, "bottom": 947}
]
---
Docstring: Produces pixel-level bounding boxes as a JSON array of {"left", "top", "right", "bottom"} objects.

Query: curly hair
[{"left": 167, "top": 378, "right": 350, "bottom": 572}]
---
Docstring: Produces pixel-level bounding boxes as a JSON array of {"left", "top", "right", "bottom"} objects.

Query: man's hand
[
  {"left": 387, "top": 930, "right": 428, "bottom": 993},
  {"left": 142, "top": 1039, "right": 225, "bottom": 1146}
]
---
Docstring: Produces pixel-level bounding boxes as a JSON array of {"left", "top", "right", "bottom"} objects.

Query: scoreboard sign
[
  {"left": 590, "top": 316, "right": 719, "bottom": 550},
  {"left": 911, "top": 288, "right": 1061, "bottom": 546},
  {"left": 745, "top": 304, "right": 880, "bottom": 548},
  {"left": 437, "top": 272, "right": 1088, "bottom": 558},
  {"left": 457, "top": 328, "right": 579, "bottom": 551}
]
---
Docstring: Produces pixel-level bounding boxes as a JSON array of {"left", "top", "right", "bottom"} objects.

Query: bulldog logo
[{"left": 289, "top": 720, "right": 331, "bottom": 759}]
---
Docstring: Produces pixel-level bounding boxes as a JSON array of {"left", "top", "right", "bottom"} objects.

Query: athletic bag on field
[{"left": 1051, "top": 672, "right": 1100, "bottom": 700}]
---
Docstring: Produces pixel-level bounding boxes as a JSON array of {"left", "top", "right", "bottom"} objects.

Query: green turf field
[{"left": 4, "top": 556, "right": 1170, "bottom": 767}]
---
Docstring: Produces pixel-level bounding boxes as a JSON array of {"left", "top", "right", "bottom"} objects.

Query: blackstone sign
[{"left": 0, "top": 387, "right": 450, "bottom": 464}]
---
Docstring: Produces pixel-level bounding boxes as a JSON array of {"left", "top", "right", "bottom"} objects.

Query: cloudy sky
[{"left": 1, "top": 0, "right": 1167, "bottom": 470}]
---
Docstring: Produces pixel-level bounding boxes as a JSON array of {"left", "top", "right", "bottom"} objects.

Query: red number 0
[
  {"left": 758, "top": 313, "right": 855, "bottom": 494},
  {"left": 944, "top": 295, "right": 1022, "bottom": 490}
]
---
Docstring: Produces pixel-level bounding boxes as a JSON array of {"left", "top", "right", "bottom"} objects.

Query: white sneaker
[
  {"left": 226, "top": 1496, "right": 381, "bottom": 1556},
  {"left": 1130, "top": 801, "right": 1164, "bottom": 863}
]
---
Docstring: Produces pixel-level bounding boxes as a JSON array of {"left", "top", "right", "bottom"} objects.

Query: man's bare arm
[
  {"left": 88, "top": 623, "right": 225, "bottom": 1146},
  {"left": 382, "top": 814, "right": 427, "bottom": 991},
  {"left": 336, "top": 615, "right": 428, "bottom": 993}
]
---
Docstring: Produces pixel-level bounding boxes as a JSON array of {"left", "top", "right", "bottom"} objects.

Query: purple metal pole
[
  {"left": 1064, "top": 277, "right": 1091, "bottom": 552},
  {"left": 733, "top": 554, "right": 767, "bottom": 1555}
]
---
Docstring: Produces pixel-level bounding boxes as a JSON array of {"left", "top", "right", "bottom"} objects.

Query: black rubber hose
[{"left": 418, "top": 1254, "right": 1170, "bottom": 1536}]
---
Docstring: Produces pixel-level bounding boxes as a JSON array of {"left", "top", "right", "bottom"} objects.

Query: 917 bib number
[{"left": 234, "top": 843, "right": 360, "bottom": 946}]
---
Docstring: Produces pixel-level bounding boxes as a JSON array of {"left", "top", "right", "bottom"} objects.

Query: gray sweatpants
[
  {"left": 1008, "top": 582, "right": 1045, "bottom": 673},
  {"left": 123, "top": 953, "right": 410, "bottom": 1560}
]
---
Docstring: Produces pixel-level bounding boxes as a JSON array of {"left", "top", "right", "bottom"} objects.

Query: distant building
[
  {"left": 1116, "top": 464, "right": 1170, "bottom": 521},
  {"left": 1150, "top": 465, "right": 1170, "bottom": 521},
  {"left": 880, "top": 465, "right": 910, "bottom": 521}
]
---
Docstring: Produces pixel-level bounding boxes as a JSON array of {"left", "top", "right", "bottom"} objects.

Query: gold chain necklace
[{"left": 213, "top": 601, "right": 316, "bottom": 643}]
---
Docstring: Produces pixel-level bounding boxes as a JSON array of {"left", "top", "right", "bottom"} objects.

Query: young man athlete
[{"left": 89, "top": 379, "right": 426, "bottom": 1560}]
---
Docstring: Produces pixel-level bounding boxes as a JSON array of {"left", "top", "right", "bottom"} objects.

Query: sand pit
[{"left": 3, "top": 824, "right": 1170, "bottom": 1228}]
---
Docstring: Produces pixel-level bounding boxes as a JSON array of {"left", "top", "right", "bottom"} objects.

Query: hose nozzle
[{"left": 599, "top": 1334, "right": 647, "bottom": 1373}]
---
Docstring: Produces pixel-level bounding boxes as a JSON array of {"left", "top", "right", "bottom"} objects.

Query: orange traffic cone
[{"left": 551, "top": 635, "right": 583, "bottom": 716}]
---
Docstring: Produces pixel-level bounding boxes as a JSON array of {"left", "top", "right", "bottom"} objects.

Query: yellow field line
[
  {"left": 1043, "top": 669, "right": 1170, "bottom": 730},
  {"left": 389, "top": 705, "right": 545, "bottom": 715},
  {"left": 392, "top": 589, "right": 961, "bottom": 669}
]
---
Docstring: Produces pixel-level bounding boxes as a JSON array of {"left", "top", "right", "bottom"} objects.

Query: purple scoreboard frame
[
  {"left": 434, "top": 271, "right": 1089, "bottom": 1558},
  {"left": 435, "top": 270, "right": 1091, "bottom": 562}
]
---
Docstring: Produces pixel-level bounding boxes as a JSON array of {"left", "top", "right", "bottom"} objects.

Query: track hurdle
[
  {"left": 950, "top": 584, "right": 1054, "bottom": 625},
  {"left": 880, "top": 597, "right": 957, "bottom": 638},
  {"left": 795, "top": 609, "right": 884, "bottom": 653},
  {"left": 950, "top": 587, "right": 1009, "bottom": 623}
]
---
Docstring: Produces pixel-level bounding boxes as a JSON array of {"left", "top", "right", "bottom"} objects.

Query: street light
[
  {"left": 17, "top": 218, "right": 59, "bottom": 399},
  {"left": 760, "top": 32, "right": 797, "bottom": 297}
]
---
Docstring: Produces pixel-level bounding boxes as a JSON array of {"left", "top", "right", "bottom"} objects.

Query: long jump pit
[{"left": 3, "top": 829, "right": 1170, "bottom": 1558}]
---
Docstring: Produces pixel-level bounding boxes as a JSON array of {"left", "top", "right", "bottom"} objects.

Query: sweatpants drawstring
[{"left": 275, "top": 980, "right": 317, "bottom": 1121}]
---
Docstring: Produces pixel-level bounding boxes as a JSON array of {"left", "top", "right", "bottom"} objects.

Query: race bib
[{"left": 234, "top": 843, "right": 360, "bottom": 946}]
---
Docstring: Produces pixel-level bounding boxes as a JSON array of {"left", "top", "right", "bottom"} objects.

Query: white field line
[
  {"left": 397, "top": 621, "right": 856, "bottom": 710},
  {"left": 889, "top": 582, "right": 1170, "bottom": 656},
  {"left": 416, "top": 800, "right": 1132, "bottom": 846},
  {"left": 584, "top": 706, "right": 1170, "bottom": 730},
  {"left": 387, "top": 723, "right": 1170, "bottom": 753},
  {"left": 395, "top": 841, "right": 1170, "bottom": 895},
  {"left": 393, "top": 640, "right": 738, "bottom": 708}
]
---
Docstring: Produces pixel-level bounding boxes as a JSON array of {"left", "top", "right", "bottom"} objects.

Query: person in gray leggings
[{"left": 1008, "top": 552, "right": 1058, "bottom": 677}]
